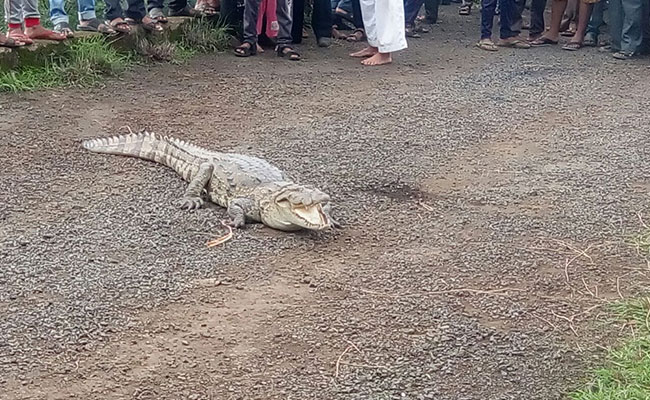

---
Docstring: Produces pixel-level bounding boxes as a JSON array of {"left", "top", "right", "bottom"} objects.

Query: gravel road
[{"left": 1, "top": 8, "right": 650, "bottom": 400}]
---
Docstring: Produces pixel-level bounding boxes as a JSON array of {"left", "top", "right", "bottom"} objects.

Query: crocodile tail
[{"left": 82, "top": 131, "right": 202, "bottom": 182}]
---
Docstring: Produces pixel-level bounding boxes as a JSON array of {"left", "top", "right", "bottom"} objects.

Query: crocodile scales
[{"left": 82, "top": 131, "right": 337, "bottom": 231}]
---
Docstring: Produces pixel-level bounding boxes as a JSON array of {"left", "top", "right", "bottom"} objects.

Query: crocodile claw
[{"left": 178, "top": 197, "right": 204, "bottom": 210}]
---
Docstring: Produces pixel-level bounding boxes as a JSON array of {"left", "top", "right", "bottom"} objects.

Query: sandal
[
  {"left": 0, "top": 34, "right": 26, "bottom": 48},
  {"left": 583, "top": 33, "right": 597, "bottom": 47},
  {"left": 8, "top": 32, "right": 33, "bottom": 45},
  {"left": 27, "top": 29, "right": 66, "bottom": 41},
  {"left": 612, "top": 50, "right": 634, "bottom": 60},
  {"left": 459, "top": 4, "right": 471, "bottom": 15},
  {"left": 334, "top": 8, "right": 354, "bottom": 23},
  {"left": 530, "top": 37, "right": 558, "bottom": 46},
  {"left": 405, "top": 25, "right": 421, "bottom": 38},
  {"left": 276, "top": 45, "right": 300, "bottom": 61},
  {"left": 53, "top": 22, "right": 75, "bottom": 38},
  {"left": 562, "top": 41, "right": 582, "bottom": 51},
  {"left": 107, "top": 18, "right": 131, "bottom": 33},
  {"left": 127, "top": 17, "right": 164, "bottom": 33},
  {"left": 497, "top": 38, "right": 531, "bottom": 49},
  {"left": 234, "top": 42, "right": 257, "bottom": 57},
  {"left": 77, "top": 18, "right": 116, "bottom": 34},
  {"left": 346, "top": 29, "right": 365, "bottom": 42},
  {"left": 148, "top": 7, "right": 168, "bottom": 23},
  {"left": 194, "top": 0, "right": 219, "bottom": 15},
  {"left": 476, "top": 38, "right": 498, "bottom": 51}
]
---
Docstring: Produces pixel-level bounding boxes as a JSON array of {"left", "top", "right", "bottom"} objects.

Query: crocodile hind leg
[{"left": 177, "top": 162, "right": 214, "bottom": 210}]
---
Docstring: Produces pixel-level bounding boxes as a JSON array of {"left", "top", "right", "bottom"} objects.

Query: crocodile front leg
[
  {"left": 227, "top": 198, "right": 256, "bottom": 228},
  {"left": 177, "top": 162, "right": 214, "bottom": 210}
]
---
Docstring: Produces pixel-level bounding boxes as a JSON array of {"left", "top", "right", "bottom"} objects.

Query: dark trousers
[
  {"left": 512, "top": 0, "right": 546, "bottom": 36},
  {"left": 106, "top": 0, "right": 145, "bottom": 20},
  {"left": 424, "top": 0, "right": 439, "bottom": 23},
  {"left": 292, "top": 0, "right": 333, "bottom": 41},
  {"left": 404, "top": 0, "right": 425, "bottom": 25},
  {"left": 481, "top": 0, "right": 515, "bottom": 39},
  {"left": 244, "top": 0, "right": 293, "bottom": 45},
  {"left": 351, "top": 0, "right": 364, "bottom": 28},
  {"left": 147, "top": 0, "right": 187, "bottom": 12}
]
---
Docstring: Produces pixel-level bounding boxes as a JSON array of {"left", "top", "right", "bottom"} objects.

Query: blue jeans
[
  {"left": 50, "top": 0, "right": 96, "bottom": 25},
  {"left": 609, "top": 0, "right": 647, "bottom": 53},
  {"left": 404, "top": 0, "right": 424, "bottom": 25},
  {"left": 586, "top": 0, "right": 605, "bottom": 36},
  {"left": 481, "top": 0, "right": 515, "bottom": 39}
]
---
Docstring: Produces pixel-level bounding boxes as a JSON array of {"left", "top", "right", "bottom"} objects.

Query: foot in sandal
[
  {"left": 476, "top": 38, "right": 498, "bottom": 51},
  {"left": 25, "top": 22, "right": 67, "bottom": 41},
  {"left": 0, "top": 32, "right": 26, "bottom": 48}
]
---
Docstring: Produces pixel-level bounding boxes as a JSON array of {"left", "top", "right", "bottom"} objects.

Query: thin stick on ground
[
  {"left": 616, "top": 276, "right": 624, "bottom": 300},
  {"left": 551, "top": 311, "right": 579, "bottom": 337},
  {"left": 335, "top": 346, "right": 352, "bottom": 379},
  {"left": 206, "top": 220, "right": 233, "bottom": 247},
  {"left": 581, "top": 277, "right": 597, "bottom": 298},
  {"left": 550, "top": 239, "right": 594, "bottom": 263}
]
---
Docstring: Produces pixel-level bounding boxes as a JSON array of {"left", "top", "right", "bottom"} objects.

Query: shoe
[{"left": 317, "top": 37, "right": 331, "bottom": 47}]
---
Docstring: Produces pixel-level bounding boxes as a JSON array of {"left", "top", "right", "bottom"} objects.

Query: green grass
[
  {"left": 629, "top": 226, "right": 650, "bottom": 257},
  {"left": 570, "top": 298, "right": 650, "bottom": 400},
  {"left": 0, "top": 35, "right": 131, "bottom": 91},
  {"left": 179, "top": 16, "right": 231, "bottom": 53}
]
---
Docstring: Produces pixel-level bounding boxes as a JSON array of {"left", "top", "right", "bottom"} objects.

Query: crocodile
[{"left": 82, "top": 131, "right": 338, "bottom": 231}]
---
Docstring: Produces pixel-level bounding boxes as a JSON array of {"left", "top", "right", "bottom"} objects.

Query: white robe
[{"left": 359, "top": 0, "right": 408, "bottom": 53}]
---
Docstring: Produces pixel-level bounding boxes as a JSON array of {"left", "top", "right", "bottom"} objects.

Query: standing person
[
  {"left": 292, "top": 0, "right": 333, "bottom": 47},
  {"left": 50, "top": 0, "right": 116, "bottom": 36},
  {"left": 511, "top": 0, "right": 547, "bottom": 40},
  {"left": 5, "top": 0, "right": 66, "bottom": 42},
  {"left": 607, "top": 0, "right": 646, "bottom": 58},
  {"left": 530, "top": 0, "right": 598, "bottom": 50},
  {"left": 234, "top": 0, "right": 301, "bottom": 60},
  {"left": 349, "top": 0, "right": 408, "bottom": 66},
  {"left": 345, "top": 0, "right": 366, "bottom": 42},
  {"left": 477, "top": 0, "right": 530, "bottom": 50},
  {"left": 583, "top": 0, "right": 604, "bottom": 46}
]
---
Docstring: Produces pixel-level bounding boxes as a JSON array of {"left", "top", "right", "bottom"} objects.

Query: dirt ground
[{"left": 2, "top": 8, "right": 650, "bottom": 400}]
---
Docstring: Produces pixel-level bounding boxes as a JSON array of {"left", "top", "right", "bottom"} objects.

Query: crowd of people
[{"left": 1, "top": 0, "right": 648, "bottom": 63}]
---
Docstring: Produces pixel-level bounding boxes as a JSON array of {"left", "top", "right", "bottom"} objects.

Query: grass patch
[
  {"left": 179, "top": 17, "right": 231, "bottom": 53},
  {"left": 570, "top": 298, "right": 650, "bottom": 400},
  {"left": 629, "top": 225, "right": 650, "bottom": 257},
  {"left": 0, "top": 35, "right": 130, "bottom": 92}
]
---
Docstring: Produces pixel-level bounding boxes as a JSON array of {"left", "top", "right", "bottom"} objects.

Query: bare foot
[
  {"left": 256, "top": 43, "right": 264, "bottom": 53},
  {"left": 361, "top": 52, "right": 392, "bottom": 66},
  {"left": 8, "top": 28, "right": 34, "bottom": 45},
  {"left": 350, "top": 46, "right": 378, "bottom": 58},
  {"left": 25, "top": 25, "right": 66, "bottom": 41}
]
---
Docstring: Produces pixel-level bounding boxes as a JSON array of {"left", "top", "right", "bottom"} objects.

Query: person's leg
[
  {"left": 361, "top": 0, "right": 407, "bottom": 64},
  {"left": 480, "top": 0, "right": 497, "bottom": 40},
  {"left": 350, "top": 0, "right": 378, "bottom": 56},
  {"left": 243, "top": 0, "right": 263, "bottom": 44},
  {"left": 49, "top": 0, "right": 69, "bottom": 26},
  {"left": 146, "top": 0, "right": 165, "bottom": 14},
  {"left": 312, "top": 0, "right": 333, "bottom": 41},
  {"left": 275, "top": 0, "right": 301, "bottom": 58},
  {"left": 564, "top": 0, "right": 594, "bottom": 47},
  {"left": 291, "top": 0, "right": 305, "bottom": 43},
  {"left": 608, "top": 0, "right": 623, "bottom": 51},
  {"left": 618, "top": 0, "right": 643, "bottom": 54},
  {"left": 423, "top": 0, "right": 439, "bottom": 23},
  {"left": 532, "top": 0, "right": 568, "bottom": 43},
  {"left": 529, "top": 0, "right": 547, "bottom": 38},
  {"left": 584, "top": 0, "right": 603, "bottom": 43},
  {"left": 510, "top": 0, "right": 525, "bottom": 33}
]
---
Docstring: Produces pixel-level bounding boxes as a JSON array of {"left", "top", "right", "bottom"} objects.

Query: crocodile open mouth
[{"left": 292, "top": 204, "right": 330, "bottom": 228}]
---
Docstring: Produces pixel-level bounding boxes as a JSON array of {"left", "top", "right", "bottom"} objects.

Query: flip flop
[
  {"left": 107, "top": 19, "right": 131, "bottom": 33},
  {"left": 530, "top": 37, "right": 558, "bottom": 46},
  {"left": 53, "top": 22, "right": 75, "bottom": 38},
  {"left": 0, "top": 35, "right": 26, "bottom": 48},
  {"left": 148, "top": 7, "right": 168, "bottom": 23},
  {"left": 276, "top": 45, "right": 300, "bottom": 61},
  {"left": 77, "top": 18, "right": 116, "bottom": 34},
  {"left": 476, "top": 39, "right": 498, "bottom": 51},
  {"left": 27, "top": 30, "right": 66, "bottom": 41},
  {"left": 8, "top": 32, "right": 33, "bottom": 45},
  {"left": 498, "top": 38, "right": 531, "bottom": 49},
  {"left": 562, "top": 41, "right": 582, "bottom": 51}
]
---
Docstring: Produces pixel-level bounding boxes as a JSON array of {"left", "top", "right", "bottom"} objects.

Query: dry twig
[
  {"left": 335, "top": 346, "right": 352, "bottom": 379},
  {"left": 206, "top": 220, "right": 234, "bottom": 247}
]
